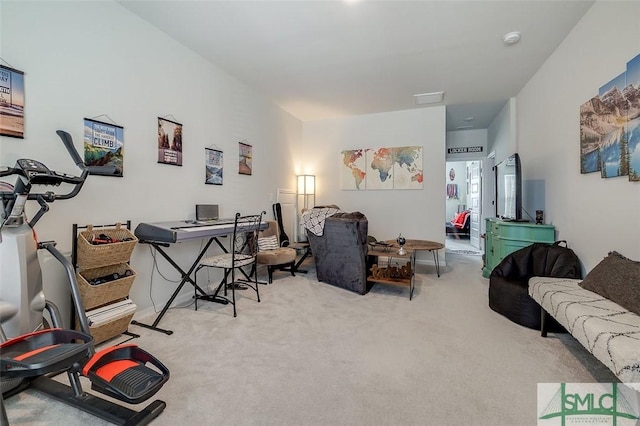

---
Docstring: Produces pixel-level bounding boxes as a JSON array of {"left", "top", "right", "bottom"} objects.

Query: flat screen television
[{"left": 494, "top": 153, "right": 524, "bottom": 221}]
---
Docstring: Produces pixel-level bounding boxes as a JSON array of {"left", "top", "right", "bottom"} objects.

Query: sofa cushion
[
  {"left": 578, "top": 251, "right": 640, "bottom": 316},
  {"left": 257, "top": 247, "right": 296, "bottom": 265}
]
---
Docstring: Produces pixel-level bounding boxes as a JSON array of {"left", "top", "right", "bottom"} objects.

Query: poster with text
[
  {"left": 205, "top": 147, "right": 223, "bottom": 185},
  {"left": 83, "top": 118, "right": 124, "bottom": 176},
  {"left": 157, "top": 117, "right": 183, "bottom": 166},
  {"left": 239, "top": 142, "right": 252, "bottom": 175},
  {"left": 0, "top": 65, "right": 25, "bottom": 138}
]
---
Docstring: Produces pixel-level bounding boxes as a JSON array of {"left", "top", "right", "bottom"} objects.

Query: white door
[{"left": 469, "top": 161, "right": 482, "bottom": 249}]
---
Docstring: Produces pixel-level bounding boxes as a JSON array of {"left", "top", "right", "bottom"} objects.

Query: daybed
[{"left": 529, "top": 251, "right": 640, "bottom": 385}]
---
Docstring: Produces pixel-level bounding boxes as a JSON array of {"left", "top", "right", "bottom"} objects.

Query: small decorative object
[
  {"left": 536, "top": 210, "right": 544, "bottom": 225},
  {"left": 449, "top": 168, "right": 455, "bottom": 181},
  {"left": 397, "top": 233, "right": 406, "bottom": 255}
]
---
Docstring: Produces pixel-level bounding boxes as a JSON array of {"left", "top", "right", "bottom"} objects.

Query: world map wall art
[
  {"left": 340, "top": 146, "right": 423, "bottom": 190},
  {"left": 580, "top": 52, "right": 640, "bottom": 182}
]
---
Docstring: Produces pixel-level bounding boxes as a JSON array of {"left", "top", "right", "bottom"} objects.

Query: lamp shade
[{"left": 297, "top": 175, "right": 315, "bottom": 195}]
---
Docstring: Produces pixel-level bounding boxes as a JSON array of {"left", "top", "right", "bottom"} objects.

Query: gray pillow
[{"left": 579, "top": 251, "right": 640, "bottom": 315}]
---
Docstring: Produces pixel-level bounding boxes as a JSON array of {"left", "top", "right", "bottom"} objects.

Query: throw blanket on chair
[{"left": 302, "top": 208, "right": 341, "bottom": 236}]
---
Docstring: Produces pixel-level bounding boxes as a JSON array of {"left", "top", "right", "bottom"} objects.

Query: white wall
[
  {"left": 487, "top": 98, "right": 517, "bottom": 164},
  {"left": 302, "top": 107, "right": 446, "bottom": 257},
  {"left": 0, "top": 1, "right": 302, "bottom": 317},
  {"left": 517, "top": 1, "right": 640, "bottom": 271}
]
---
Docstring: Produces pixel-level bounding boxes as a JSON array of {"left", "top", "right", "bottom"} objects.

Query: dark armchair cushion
[
  {"left": 489, "top": 242, "right": 581, "bottom": 330},
  {"left": 491, "top": 242, "right": 582, "bottom": 281},
  {"left": 578, "top": 251, "right": 640, "bottom": 316}
]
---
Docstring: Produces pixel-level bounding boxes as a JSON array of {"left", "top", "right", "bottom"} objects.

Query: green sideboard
[{"left": 482, "top": 218, "right": 555, "bottom": 278}]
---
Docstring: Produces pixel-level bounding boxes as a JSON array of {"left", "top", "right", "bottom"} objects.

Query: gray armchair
[{"left": 306, "top": 211, "right": 369, "bottom": 295}]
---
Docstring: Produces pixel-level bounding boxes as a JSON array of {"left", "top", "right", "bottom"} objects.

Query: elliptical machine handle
[
  {"left": 56, "top": 130, "right": 118, "bottom": 176},
  {"left": 56, "top": 130, "right": 84, "bottom": 169}
]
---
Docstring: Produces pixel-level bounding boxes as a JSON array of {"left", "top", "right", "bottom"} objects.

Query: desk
[
  {"left": 367, "top": 239, "right": 444, "bottom": 300},
  {"left": 132, "top": 220, "right": 266, "bottom": 334}
]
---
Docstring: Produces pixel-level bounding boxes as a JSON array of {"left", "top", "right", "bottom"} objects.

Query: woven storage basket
[
  {"left": 86, "top": 310, "right": 135, "bottom": 345},
  {"left": 77, "top": 223, "right": 138, "bottom": 270},
  {"left": 77, "top": 263, "right": 136, "bottom": 310}
]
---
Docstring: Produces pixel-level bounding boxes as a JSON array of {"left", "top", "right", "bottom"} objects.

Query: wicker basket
[
  {"left": 77, "top": 223, "right": 138, "bottom": 270},
  {"left": 86, "top": 310, "right": 135, "bottom": 345},
  {"left": 77, "top": 263, "right": 136, "bottom": 310}
]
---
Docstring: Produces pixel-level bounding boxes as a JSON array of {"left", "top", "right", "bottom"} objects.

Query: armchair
[
  {"left": 305, "top": 209, "right": 369, "bottom": 295},
  {"left": 256, "top": 220, "right": 297, "bottom": 283}
]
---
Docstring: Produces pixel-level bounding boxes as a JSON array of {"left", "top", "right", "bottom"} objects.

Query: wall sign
[{"left": 447, "top": 146, "right": 483, "bottom": 154}]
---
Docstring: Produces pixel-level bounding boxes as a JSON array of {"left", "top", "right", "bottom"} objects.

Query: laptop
[
  {"left": 196, "top": 204, "right": 219, "bottom": 222},
  {"left": 195, "top": 204, "right": 235, "bottom": 225}
]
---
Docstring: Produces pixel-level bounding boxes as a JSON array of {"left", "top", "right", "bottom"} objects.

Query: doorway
[{"left": 445, "top": 160, "right": 483, "bottom": 253}]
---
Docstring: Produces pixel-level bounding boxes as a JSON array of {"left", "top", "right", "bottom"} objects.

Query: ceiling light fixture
[
  {"left": 456, "top": 125, "right": 474, "bottom": 130},
  {"left": 414, "top": 91, "right": 445, "bottom": 105},
  {"left": 503, "top": 31, "right": 521, "bottom": 46},
  {"left": 463, "top": 117, "right": 475, "bottom": 122}
]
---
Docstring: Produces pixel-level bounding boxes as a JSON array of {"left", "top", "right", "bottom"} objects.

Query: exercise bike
[{"left": 0, "top": 130, "right": 169, "bottom": 425}]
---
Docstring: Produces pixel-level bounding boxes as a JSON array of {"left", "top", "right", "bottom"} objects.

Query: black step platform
[
  {"left": 83, "top": 344, "right": 170, "bottom": 404},
  {"left": 0, "top": 329, "right": 93, "bottom": 378}
]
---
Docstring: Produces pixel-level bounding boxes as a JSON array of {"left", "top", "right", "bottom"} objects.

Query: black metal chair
[{"left": 195, "top": 211, "right": 265, "bottom": 317}]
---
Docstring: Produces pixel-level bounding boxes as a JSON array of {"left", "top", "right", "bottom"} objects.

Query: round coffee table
[{"left": 382, "top": 239, "right": 445, "bottom": 277}]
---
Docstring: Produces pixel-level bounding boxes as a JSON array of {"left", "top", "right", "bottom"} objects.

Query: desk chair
[{"left": 195, "top": 212, "right": 264, "bottom": 317}]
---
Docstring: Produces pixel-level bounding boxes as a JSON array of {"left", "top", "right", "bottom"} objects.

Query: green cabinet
[{"left": 482, "top": 218, "right": 555, "bottom": 278}]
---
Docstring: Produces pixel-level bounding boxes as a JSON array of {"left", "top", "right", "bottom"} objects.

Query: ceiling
[{"left": 117, "top": 0, "right": 594, "bottom": 131}]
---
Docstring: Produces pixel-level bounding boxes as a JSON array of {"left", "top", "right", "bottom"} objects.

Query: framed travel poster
[
  {"left": 0, "top": 65, "right": 25, "bottom": 138},
  {"left": 158, "top": 117, "right": 183, "bottom": 166},
  {"left": 239, "top": 142, "right": 252, "bottom": 175},
  {"left": 205, "top": 147, "right": 223, "bottom": 185},
  {"left": 83, "top": 118, "right": 124, "bottom": 176}
]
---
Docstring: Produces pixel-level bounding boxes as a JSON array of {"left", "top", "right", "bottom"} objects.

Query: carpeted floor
[{"left": 4, "top": 254, "right": 616, "bottom": 425}]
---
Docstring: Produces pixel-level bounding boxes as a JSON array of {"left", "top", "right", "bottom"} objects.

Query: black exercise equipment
[{"left": 0, "top": 130, "right": 170, "bottom": 425}]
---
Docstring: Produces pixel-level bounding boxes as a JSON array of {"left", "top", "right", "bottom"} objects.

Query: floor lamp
[{"left": 296, "top": 175, "right": 315, "bottom": 242}]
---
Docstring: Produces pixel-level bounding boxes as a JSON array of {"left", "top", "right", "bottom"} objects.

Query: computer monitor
[{"left": 196, "top": 204, "right": 219, "bottom": 221}]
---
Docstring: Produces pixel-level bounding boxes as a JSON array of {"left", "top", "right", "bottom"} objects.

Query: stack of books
[{"left": 85, "top": 299, "right": 137, "bottom": 327}]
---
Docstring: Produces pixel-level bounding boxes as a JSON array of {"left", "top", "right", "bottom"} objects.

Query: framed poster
[
  {"left": 157, "top": 117, "right": 183, "bottom": 166},
  {"left": 205, "top": 147, "right": 223, "bottom": 185},
  {"left": 238, "top": 141, "right": 252, "bottom": 175},
  {"left": 0, "top": 65, "right": 25, "bottom": 138},
  {"left": 83, "top": 118, "right": 124, "bottom": 176}
]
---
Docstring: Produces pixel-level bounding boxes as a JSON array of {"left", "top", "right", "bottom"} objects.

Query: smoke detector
[{"left": 503, "top": 31, "right": 521, "bottom": 46}]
